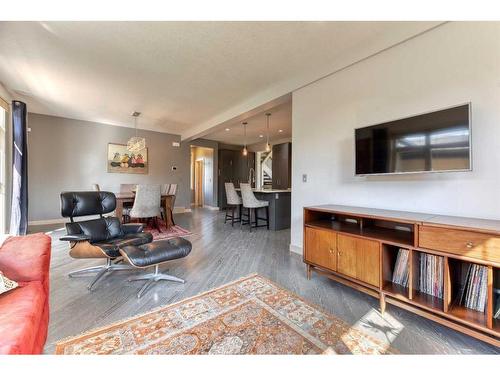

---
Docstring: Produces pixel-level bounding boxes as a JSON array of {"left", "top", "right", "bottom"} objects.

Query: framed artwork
[{"left": 107, "top": 143, "right": 148, "bottom": 174}]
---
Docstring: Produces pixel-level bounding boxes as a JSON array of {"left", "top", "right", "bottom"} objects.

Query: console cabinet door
[
  {"left": 356, "top": 238, "right": 380, "bottom": 287},
  {"left": 337, "top": 234, "right": 358, "bottom": 279},
  {"left": 304, "top": 227, "right": 337, "bottom": 271},
  {"left": 337, "top": 234, "right": 380, "bottom": 287}
]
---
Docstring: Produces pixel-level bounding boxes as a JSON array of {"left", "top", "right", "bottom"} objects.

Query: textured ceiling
[
  {"left": 204, "top": 100, "right": 292, "bottom": 145},
  {"left": 0, "top": 21, "right": 441, "bottom": 137}
]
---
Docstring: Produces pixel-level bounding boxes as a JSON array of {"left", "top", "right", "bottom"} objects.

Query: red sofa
[{"left": 0, "top": 233, "right": 51, "bottom": 354}]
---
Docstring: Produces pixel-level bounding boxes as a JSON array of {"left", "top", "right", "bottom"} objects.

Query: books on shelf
[
  {"left": 494, "top": 289, "right": 500, "bottom": 319},
  {"left": 459, "top": 263, "right": 488, "bottom": 313},
  {"left": 392, "top": 249, "right": 409, "bottom": 287},
  {"left": 419, "top": 253, "right": 443, "bottom": 299}
]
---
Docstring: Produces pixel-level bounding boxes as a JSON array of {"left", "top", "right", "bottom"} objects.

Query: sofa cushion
[
  {"left": 0, "top": 281, "right": 45, "bottom": 354},
  {"left": 0, "top": 233, "right": 51, "bottom": 292},
  {"left": 0, "top": 271, "right": 18, "bottom": 295}
]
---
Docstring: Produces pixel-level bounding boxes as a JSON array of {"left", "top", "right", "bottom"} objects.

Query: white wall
[{"left": 291, "top": 22, "right": 500, "bottom": 253}]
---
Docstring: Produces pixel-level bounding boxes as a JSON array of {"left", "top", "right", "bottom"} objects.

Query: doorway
[
  {"left": 190, "top": 145, "right": 215, "bottom": 208},
  {"left": 194, "top": 159, "right": 204, "bottom": 207}
]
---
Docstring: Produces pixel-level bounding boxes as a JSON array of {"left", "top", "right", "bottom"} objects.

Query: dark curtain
[{"left": 9, "top": 101, "right": 28, "bottom": 235}]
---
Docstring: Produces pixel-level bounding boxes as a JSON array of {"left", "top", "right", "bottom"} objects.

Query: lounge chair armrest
[
  {"left": 60, "top": 234, "right": 91, "bottom": 242},
  {"left": 121, "top": 223, "right": 144, "bottom": 234}
]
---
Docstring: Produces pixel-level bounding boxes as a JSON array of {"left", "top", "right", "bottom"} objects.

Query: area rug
[
  {"left": 143, "top": 220, "right": 192, "bottom": 240},
  {"left": 55, "top": 274, "right": 396, "bottom": 355}
]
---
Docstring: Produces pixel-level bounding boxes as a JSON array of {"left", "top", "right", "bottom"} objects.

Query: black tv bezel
[{"left": 354, "top": 103, "right": 472, "bottom": 176}]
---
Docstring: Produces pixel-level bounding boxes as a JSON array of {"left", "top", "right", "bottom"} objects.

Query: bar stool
[
  {"left": 240, "top": 183, "right": 269, "bottom": 232},
  {"left": 224, "top": 182, "right": 243, "bottom": 226}
]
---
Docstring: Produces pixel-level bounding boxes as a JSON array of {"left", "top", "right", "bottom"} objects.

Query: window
[{"left": 0, "top": 97, "right": 8, "bottom": 234}]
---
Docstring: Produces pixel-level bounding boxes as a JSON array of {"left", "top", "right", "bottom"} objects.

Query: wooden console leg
[
  {"left": 380, "top": 293, "right": 386, "bottom": 314},
  {"left": 306, "top": 264, "right": 311, "bottom": 280}
]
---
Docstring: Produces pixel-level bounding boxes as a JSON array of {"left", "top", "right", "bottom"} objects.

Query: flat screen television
[{"left": 355, "top": 104, "right": 471, "bottom": 175}]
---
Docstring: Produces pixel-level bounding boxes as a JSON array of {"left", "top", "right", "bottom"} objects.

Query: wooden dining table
[{"left": 115, "top": 192, "right": 176, "bottom": 229}]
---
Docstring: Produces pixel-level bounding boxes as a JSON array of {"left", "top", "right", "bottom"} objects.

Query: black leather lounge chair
[{"left": 60, "top": 191, "right": 153, "bottom": 290}]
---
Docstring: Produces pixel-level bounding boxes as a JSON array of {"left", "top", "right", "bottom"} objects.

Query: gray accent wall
[{"left": 27, "top": 113, "right": 190, "bottom": 222}]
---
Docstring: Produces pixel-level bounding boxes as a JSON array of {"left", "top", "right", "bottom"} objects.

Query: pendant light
[
  {"left": 127, "top": 111, "right": 146, "bottom": 152},
  {"left": 242, "top": 121, "right": 248, "bottom": 156},
  {"left": 265, "top": 113, "right": 271, "bottom": 152}
]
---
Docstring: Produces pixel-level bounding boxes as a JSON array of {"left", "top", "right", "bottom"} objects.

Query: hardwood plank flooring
[{"left": 31, "top": 208, "right": 500, "bottom": 354}]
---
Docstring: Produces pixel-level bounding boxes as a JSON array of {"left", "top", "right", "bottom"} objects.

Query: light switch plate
[{"left": 302, "top": 174, "right": 307, "bottom": 182}]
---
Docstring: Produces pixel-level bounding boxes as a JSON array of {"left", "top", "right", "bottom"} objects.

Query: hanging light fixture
[
  {"left": 127, "top": 111, "right": 146, "bottom": 152},
  {"left": 265, "top": 113, "right": 271, "bottom": 152},
  {"left": 242, "top": 121, "right": 248, "bottom": 156}
]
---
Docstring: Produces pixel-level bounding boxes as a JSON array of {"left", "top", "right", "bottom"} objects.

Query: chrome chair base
[
  {"left": 68, "top": 258, "right": 136, "bottom": 291},
  {"left": 128, "top": 264, "right": 185, "bottom": 298}
]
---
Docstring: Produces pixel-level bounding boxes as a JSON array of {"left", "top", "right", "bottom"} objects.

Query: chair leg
[
  {"left": 224, "top": 207, "right": 228, "bottom": 223},
  {"left": 266, "top": 206, "right": 270, "bottom": 230},
  {"left": 231, "top": 206, "right": 235, "bottom": 227},
  {"left": 129, "top": 264, "right": 185, "bottom": 298}
]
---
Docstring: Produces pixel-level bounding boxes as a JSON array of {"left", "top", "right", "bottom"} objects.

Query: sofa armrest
[
  {"left": 60, "top": 234, "right": 91, "bottom": 242},
  {"left": 122, "top": 223, "right": 144, "bottom": 234}
]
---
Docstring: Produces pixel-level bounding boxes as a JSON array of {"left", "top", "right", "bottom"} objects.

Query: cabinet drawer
[{"left": 419, "top": 225, "right": 500, "bottom": 263}]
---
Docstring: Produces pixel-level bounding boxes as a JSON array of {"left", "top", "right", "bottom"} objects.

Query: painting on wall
[{"left": 107, "top": 143, "right": 148, "bottom": 174}]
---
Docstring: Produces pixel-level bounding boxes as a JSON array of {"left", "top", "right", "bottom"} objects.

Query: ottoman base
[{"left": 128, "top": 264, "right": 185, "bottom": 298}]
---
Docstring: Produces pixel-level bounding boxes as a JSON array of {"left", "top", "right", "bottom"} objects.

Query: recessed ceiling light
[
  {"left": 259, "top": 134, "right": 264, "bottom": 138},
  {"left": 278, "top": 129, "right": 283, "bottom": 133},
  {"left": 225, "top": 128, "right": 230, "bottom": 131}
]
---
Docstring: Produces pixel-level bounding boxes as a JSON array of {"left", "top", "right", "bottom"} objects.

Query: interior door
[
  {"left": 194, "top": 160, "right": 204, "bottom": 207},
  {"left": 305, "top": 227, "right": 337, "bottom": 271},
  {"left": 337, "top": 234, "right": 358, "bottom": 279}
]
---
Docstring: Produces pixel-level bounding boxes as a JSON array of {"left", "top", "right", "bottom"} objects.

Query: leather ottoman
[{"left": 120, "top": 237, "right": 192, "bottom": 297}]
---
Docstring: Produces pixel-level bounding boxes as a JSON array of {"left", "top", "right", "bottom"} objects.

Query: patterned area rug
[
  {"left": 55, "top": 274, "right": 396, "bottom": 355},
  {"left": 143, "top": 220, "right": 192, "bottom": 240}
]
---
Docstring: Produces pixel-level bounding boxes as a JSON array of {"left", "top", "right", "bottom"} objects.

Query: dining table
[{"left": 115, "top": 192, "right": 176, "bottom": 229}]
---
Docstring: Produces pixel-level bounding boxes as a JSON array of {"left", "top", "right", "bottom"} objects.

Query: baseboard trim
[
  {"left": 28, "top": 218, "right": 67, "bottom": 226},
  {"left": 173, "top": 207, "right": 191, "bottom": 214},
  {"left": 29, "top": 207, "right": 191, "bottom": 225},
  {"left": 203, "top": 205, "right": 220, "bottom": 210},
  {"left": 289, "top": 244, "right": 303, "bottom": 255}
]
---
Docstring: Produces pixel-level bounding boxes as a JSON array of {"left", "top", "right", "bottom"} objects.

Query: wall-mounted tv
[{"left": 355, "top": 104, "right": 471, "bottom": 176}]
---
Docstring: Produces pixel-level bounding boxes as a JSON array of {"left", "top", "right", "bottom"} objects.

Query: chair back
[
  {"left": 129, "top": 184, "right": 161, "bottom": 218},
  {"left": 225, "top": 183, "right": 241, "bottom": 205},
  {"left": 61, "top": 191, "right": 116, "bottom": 218},
  {"left": 240, "top": 183, "right": 260, "bottom": 208},
  {"left": 92, "top": 183, "right": 100, "bottom": 191},
  {"left": 165, "top": 183, "right": 178, "bottom": 207},
  {"left": 60, "top": 191, "right": 122, "bottom": 243},
  {"left": 161, "top": 184, "right": 171, "bottom": 195},
  {"left": 120, "top": 184, "right": 136, "bottom": 193}
]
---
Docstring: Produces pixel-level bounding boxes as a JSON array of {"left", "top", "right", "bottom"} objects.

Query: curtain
[{"left": 9, "top": 101, "right": 28, "bottom": 235}]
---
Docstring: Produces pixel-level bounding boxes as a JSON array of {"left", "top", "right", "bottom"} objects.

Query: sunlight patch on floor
[{"left": 344, "top": 308, "right": 404, "bottom": 349}]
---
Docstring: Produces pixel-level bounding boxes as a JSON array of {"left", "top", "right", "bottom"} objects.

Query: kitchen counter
[
  {"left": 234, "top": 187, "right": 291, "bottom": 230},
  {"left": 235, "top": 188, "right": 291, "bottom": 193}
]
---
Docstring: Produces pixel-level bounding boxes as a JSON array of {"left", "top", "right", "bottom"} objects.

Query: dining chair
[
  {"left": 120, "top": 184, "right": 136, "bottom": 193},
  {"left": 161, "top": 184, "right": 171, "bottom": 195},
  {"left": 119, "top": 184, "right": 136, "bottom": 223},
  {"left": 224, "top": 182, "right": 242, "bottom": 226},
  {"left": 240, "top": 183, "right": 269, "bottom": 232},
  {"left": 161, "top": 184, "right": 177, "bottom": 222},
  {"left": 129, "top": 184, "right": 162, "bottom": 231}
]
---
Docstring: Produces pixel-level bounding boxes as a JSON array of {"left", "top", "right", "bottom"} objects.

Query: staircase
[{"left": 261, "top": 151, "right": 272, "bottom": 188}]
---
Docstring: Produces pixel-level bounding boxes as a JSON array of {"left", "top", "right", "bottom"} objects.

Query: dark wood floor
[{"left": 32, "top": 208, "right": 500, "bottom": 354}]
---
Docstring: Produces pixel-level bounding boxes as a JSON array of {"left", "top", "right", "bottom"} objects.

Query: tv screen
[{"left": 355, "top": 104, "right": 471, "bottom": 175}]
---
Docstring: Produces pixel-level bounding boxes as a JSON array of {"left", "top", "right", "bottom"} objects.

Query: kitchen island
[{"left": 235, "top": 188, "right": 291, "bottom": 230}]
